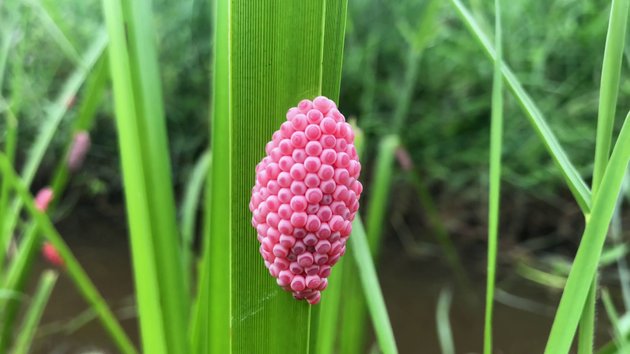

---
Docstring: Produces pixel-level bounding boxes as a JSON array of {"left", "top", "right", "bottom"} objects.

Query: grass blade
[
  {"left": 601, "top": 288, "right": 630, "bottom": 353},
  {"left": 314, "top": 255, "right": 346, "bottom": 354},
  {"left": 484, "top": 0, "right": 503, "bottom": 353},
  {"left": 611, "top": 173, "right": 630, "bottom": 310},
  {"left": 197, "top": 0, "right": 230, "bottom": 351},
  {"left": 338, "top": 134, "right": 398, "bottom": 353},
  {"left": 0, "top": 106, "right": 17, "bottom": 270},
  {"left": 25, "top": 0, "right": 81, "bottom": 65},
  {"left": 545, "top": 111, "right": 630, "bottom": 354},
  {"left": 10, "top": 270, "right": 58, "bottom": 354},
  {"left": 349, "top": 215, "right": 398, "bottom": 354},
  {"left": 123, "top": 0, "right": 190, "bottom": 350},
  {"left": 436, "top": 287, "right": 455, "bottom": 354},
  {"left": 592, "top": 0, "right": 630, "bottom": 194},
  {"left": 366, "top": 134, "right": 400, "bottom": 252},
  {"left": 180, "top": 150, "right": 211, "bottom": 297},
  {"left": 448, "top": 0, "right": 592, "bottom": 214},
  {"left": 581, "top": 1, "right": 630, "bottom": 351},
  {"left": 101, "top": 0, "right": 173, "bottom": 352}
]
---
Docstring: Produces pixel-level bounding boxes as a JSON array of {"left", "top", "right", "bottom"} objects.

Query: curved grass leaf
[{"left": 448, "top": 0, "right": 592, "bottom": 214}]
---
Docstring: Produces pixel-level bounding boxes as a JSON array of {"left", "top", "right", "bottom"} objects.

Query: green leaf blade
[
  {"left": 545, "top": 112, "right": 630, "bottom": 354},
  {"left": 203, "top": 1, "right": 349, "bottom": 353}
]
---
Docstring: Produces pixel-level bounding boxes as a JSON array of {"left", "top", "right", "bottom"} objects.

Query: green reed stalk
[
  {"left": 484, "top": 0, "right": 503, "bottom": 353},
  {"left": 102, "top": 0, "right": 188, "bottom": 352},
  {"left": 580, "top": 1, "right": 629, "bottom": 352},
  {"left": 350, "top": 215, "right": 398, "bottom": 354}
]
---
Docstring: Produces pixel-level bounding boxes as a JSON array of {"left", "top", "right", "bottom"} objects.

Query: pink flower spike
[
  {"left": 41, "top": 242, "right": 64, "bottom": 267},
  {"left": 249, "top": 96, "right": 362, "bottom": 304},
  {"left": 68, "top": 131, "right": 91, "bottom": 172},
  {"left": 35, "top": 187, "right": 54, "bottom": 212}
]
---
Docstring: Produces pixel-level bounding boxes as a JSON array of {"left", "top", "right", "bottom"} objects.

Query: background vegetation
[{"left": 1, "top": 0, "right": 630, "bottom": 353}]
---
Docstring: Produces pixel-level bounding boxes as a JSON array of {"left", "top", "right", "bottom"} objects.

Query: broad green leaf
[{"left": 200, "top": 1, "right": 349, "bottom": 353}]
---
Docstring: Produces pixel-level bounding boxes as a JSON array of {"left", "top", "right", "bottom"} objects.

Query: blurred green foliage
[{"left": 1, "top": 0, "right": 627, "bottom": 200}]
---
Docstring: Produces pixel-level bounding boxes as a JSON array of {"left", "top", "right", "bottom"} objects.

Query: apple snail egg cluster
[{"left": 249, "top": 96, "right": 362, "bottom": 305}]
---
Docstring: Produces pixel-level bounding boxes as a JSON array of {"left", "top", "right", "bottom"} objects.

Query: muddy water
[{"left": 27, "top": 204, "right": 609, "bottom": 353}]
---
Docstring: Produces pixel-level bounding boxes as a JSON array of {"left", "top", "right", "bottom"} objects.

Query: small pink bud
[
  {"left": 41, "top": 242, "right": 64, "bottom": 267},
  {"left": 35, "top": 188, "right": 54, "bottom": 212},
  {"left": 68, "top": 131, "right": 92, "bottom": 172}
]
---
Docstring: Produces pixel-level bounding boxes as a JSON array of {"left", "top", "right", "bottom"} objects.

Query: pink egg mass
[{"left": 249, "top": 96, "right": 362, "bottom": 305}]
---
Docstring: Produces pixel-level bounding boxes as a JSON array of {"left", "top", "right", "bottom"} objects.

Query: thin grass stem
[
  {"left": 10, "top": 271, "right": 58, "bottom": 354},
  {"left": 436, "top": 287, "right": 455, "bottom": 354},
  {"left": 484, "top": 0, "right": 503, "bottom": 352}
]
